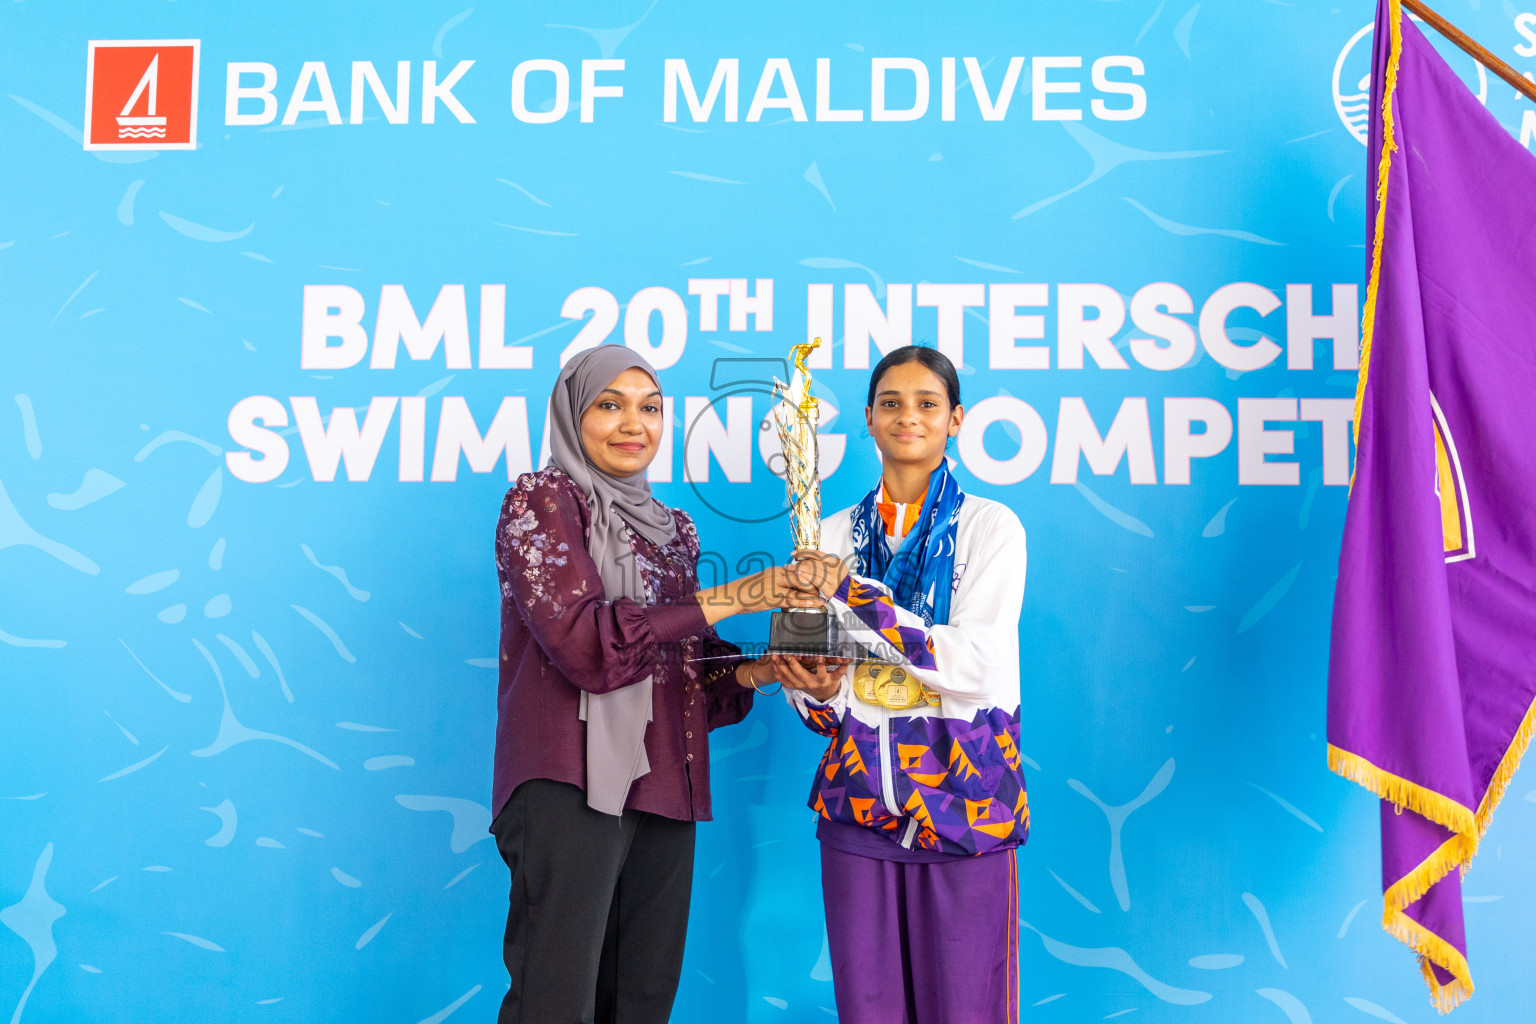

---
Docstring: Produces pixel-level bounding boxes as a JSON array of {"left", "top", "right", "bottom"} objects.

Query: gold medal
[
  {"left": 853, "top": 663, "right": 936, "bottom": 711},
  {"left": 875, "top": 668, "right": 928, "bottom": 711},
  {"left": 854, "top": 662, "right": 884, "bottom": 705}
]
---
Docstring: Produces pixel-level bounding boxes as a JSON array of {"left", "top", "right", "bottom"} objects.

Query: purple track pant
[{"left": 820, "top": 843, "right": 1019, "bottom": 1024}]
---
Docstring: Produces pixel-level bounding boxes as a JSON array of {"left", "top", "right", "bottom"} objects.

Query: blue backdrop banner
[{"left": 4, "top": 2, "right": 1536, "bottom": 1022}]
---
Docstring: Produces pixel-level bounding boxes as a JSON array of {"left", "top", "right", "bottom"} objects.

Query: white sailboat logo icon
[
  {"left": 116, "top": 54, "right": 167, "bottom": 139},
  {"left": 84, "top": 39, "right": 200, "bottom": 151}
]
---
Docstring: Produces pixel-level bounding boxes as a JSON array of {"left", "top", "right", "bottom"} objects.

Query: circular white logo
[{"left": 1333, "top": 19, "right": 1488, "bottom": 145}]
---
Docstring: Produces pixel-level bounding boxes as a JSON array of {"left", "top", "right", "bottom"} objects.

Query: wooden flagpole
[{"left": 1402, "top": 0, "right": 1536, "bottom": 103}]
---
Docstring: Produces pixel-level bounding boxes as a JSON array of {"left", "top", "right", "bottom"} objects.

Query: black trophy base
[{"left": 767, "top": 608, "right": 848, "bottom": 660}]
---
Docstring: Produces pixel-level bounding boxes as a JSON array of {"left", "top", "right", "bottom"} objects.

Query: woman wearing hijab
[
  {"left": 491, "top": 344, "right": 817, "bottom": 1024},
  {"left": 769, "top": 345, "right": 1030, "bottom": 1024}
]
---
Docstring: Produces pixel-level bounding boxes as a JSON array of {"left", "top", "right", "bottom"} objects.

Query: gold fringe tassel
[
  {"left": 1473, "top": 692, "right": 1536, "bottom": 841},
  {"left": 1326, "top": 745, "right": 1475, "bottom": 839},
  {"left": 1331, "top": 692, "right": 1536, "bottom": 1013},
  {"left": 1379, "top": 838, "right": 1476, "bottom": 1012},
  {"left": 1381, "top": 835, "right": 1470, "bottom": 914},
  {"left": 1351, "top": 0, "right": 1403, "bottom": 467},
  {"left": 1380, "top": 877, "right": 1475, "bottom": 1013},
  {"left": 1339, "top": 706, "right": 1536, "bottom": 1019}
]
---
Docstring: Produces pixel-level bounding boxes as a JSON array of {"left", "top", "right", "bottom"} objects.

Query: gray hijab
[{"left": 546, "top": 344, "right": 676, "bottom": 815}]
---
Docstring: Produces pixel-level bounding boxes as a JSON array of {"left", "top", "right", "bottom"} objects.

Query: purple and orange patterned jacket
[{"left": 788, "top": 496, "right": 1029, "bottom": 858}]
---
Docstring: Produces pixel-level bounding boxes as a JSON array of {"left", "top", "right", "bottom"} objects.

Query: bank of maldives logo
[
  {"left": 84, "top": 40, "right": 200, "bottom": 150},
  {"left": 1333, "top": 21, "right": 1487, "bottom": 145}
]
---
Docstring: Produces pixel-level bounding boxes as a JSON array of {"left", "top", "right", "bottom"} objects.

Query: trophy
[{"left": 767, "top": 337, "right": 849, "bottom": 659}]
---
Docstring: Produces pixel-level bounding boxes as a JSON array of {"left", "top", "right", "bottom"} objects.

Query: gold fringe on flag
[
  {"left": 1381, "top": 872, "right": 1475, "bottom": 1014},
  {"left": 1351, "top": 0, "right": 1403, "bottom": 464},
  {"left": 1332, "top": 694, "right": 1536, "bottom": 1013},
  {"left": 1473, "top": 691, "right": 1536, "bottom": 839},
  {"left": 1326, "top": 745, "right": 1476, "bottom": 840}
]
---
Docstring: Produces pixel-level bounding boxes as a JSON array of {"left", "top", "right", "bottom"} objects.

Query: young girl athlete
[{"left": 768, "top": 344, "right": 1030, "bottom": 1024}]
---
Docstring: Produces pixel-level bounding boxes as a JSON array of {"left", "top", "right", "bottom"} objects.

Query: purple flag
[{"left": 1328, "top": 0, "right": 1536, "bottom": 1012}]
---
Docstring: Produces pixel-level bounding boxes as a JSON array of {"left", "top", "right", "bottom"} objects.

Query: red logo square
[{"left": 84, "top": 39, "right": 200, "bottom": 150}]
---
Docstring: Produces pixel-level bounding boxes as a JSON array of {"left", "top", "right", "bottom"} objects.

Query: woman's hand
[
  {"left": 789, "top": 549, "right": 852, "bottom": 599},
  {"left": 698, "top": 565, "right": 823, "bottom": 624},
  {"left": 769, "top": 654, "right": 849, "bottom": 703}
]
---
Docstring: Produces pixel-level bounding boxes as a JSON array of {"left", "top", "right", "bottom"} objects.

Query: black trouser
[{"left": 491, "top": 779, "right": 697, "bottom": 1024}]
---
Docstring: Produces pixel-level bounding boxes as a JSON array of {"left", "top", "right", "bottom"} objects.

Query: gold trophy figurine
[
  {"left": 767, "top": 337, "right": 846, "bottom": 658},
  {"left": 774, "top": 337, "right": 823, "bottom": 553}
]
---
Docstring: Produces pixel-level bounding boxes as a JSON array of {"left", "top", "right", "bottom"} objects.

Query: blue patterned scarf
[{"left": 850, "top": 461, "right": 965, "bottom": 627}]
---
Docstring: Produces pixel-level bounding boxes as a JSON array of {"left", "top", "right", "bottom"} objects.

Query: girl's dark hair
[{"left": 866, "top": 345, "right": 962, "bottom": 409}]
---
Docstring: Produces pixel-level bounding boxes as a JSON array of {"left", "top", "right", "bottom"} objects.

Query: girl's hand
[
  {"left": 746, "top": 565, "right": 825, "bottom": 614},
  {"left": 769, "top": 654, "right": 848, "bottom": 703},
  {"left": 789, "top": 549, "right": 852, "bottom": 599}
]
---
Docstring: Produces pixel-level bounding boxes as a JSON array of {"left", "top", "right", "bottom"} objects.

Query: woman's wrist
[
  {"left": 697, "top": 579, "right": 740, "bottom": 626},
  {"left": 739, "top": 659, "right": 781, "bottom": 694}
]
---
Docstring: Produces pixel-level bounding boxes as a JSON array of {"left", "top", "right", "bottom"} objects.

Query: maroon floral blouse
[{"left": 492, "top": 466, "right": 751, "bottom": 822}]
